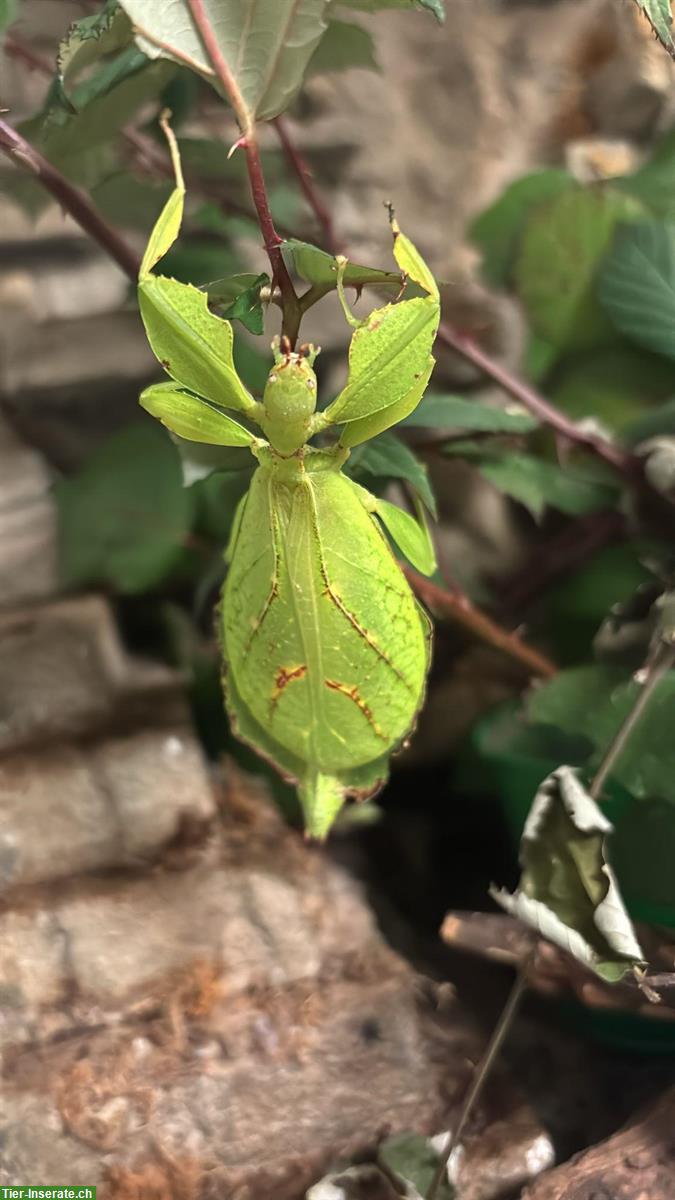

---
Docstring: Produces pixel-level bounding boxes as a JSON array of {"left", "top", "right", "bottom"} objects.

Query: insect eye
[
  {"left": 306, "top": 379, "right": 316, "bottom": 390},
  {"left": 269, "top": 372, "right": 278, "bottom": 384}
]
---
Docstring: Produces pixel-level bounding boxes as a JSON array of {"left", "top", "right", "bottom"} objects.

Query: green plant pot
[{"left": 472, "top": 702, "right": 675, "bottom": 1053}]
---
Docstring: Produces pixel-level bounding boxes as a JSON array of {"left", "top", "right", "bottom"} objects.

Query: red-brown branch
[
  {"left": 0, "top": 116, "right": 139, "bottom": 283},
  {"left": 273, "top": 116, "right": 341, "bottom": 255},
  {"left": 403, "top": 567, "right": 557, "bottom": 679},
  {"left": 185, "top": 0, "right": 301, "bottom": 342},
  {"left": 436, "top": 323, "right": 639, "bottom": 479},
  {"left": 499, "top": 509, "right": 626, "bottom": 615}
]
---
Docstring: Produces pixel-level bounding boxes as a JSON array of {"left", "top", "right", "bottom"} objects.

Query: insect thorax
[{"left": 262, "top": 353, "right": 318, "bottom": 454}]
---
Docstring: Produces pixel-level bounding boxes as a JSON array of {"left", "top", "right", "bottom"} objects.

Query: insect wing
[{"left": 222, "top": 467, "right": 431, "bottom": 836}]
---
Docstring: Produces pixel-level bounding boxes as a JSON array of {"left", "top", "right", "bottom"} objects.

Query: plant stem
[
  {"left": 185, "top": 0, "right": 301, "bottom": 344},
  {"left": 273, "top": 115, "right": 341, "bottom": 254},
  {"left": 589, "top": 640, "right": 675, "bottom": 801},
  {"left": 0, "top": 116, "right": 139, "bottom": 283},
  {"left": 426, "top": 970, "right": 529, "bottom": 1200},
  {"left": 435, "top": 324, "right": 638, "bottom": 480},
  {"left": 499, "top": 509, "right": 626, "bottom": 616},
  {"left": 403, "top": 567, "right": 557, "bottom": 679}
]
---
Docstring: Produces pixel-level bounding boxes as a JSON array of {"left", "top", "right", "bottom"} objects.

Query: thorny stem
[
  {"left": 403, "top": 567, "right": 557, "bottom": 679},
  {"left": 185, "top": 0, "right": 301, "bottom": 344},
  {"left": 589, "top": 640, "right": 675, "bottom": 801},
  {"left": 0, "top": 116, "right": 139, "bottom": 283},
  {"left": 436, "top": 324, "right": 639, "bottom": 480},
  {"left": 426, "top": 971, "right": 529, "bottom": 1200},
  {"left": 273, "top": 115, "right": 341, "bottom": 255}
]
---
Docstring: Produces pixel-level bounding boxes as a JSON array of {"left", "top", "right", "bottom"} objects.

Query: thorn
[{"left": 227, "top": 135, "right": 247, "bottom": 159}]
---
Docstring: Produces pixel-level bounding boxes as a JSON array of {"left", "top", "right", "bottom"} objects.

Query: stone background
[{"left": 0, "top": 2, "right": 674, "bottom": 1195}]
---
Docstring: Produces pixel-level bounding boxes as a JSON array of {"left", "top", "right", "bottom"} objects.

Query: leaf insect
[{"left": 137, "top": 122, "right": 441, "bottom": 837}]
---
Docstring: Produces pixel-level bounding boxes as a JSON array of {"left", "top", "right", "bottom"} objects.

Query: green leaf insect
[{"left": 137, "top": 125, "right": 440, "bottom": 837}]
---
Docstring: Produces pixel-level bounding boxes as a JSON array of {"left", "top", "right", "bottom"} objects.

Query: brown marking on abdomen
[
  {"left": 324, "top": 679, "right": 387, "bottom": 741},
  {"left": 271, "top": 663, "right": 307, "bottom": 713}
]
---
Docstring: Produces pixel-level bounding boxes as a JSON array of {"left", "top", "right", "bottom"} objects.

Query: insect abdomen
[{"left": 222, "top": 466, "right": 429, "bottom": 778}]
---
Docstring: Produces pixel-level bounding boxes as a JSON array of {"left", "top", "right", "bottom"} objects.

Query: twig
[
  {"left": 0, "top": 116, "right": 139, "bottom": 282},
  {"left": 499, "top": 509, "right": 626, "bottom": 615},
  {"left": 589, "top": 640, "right": 675, "bottom": 801},
  {"left": 272, "top": 115, "right": 341, "bottom": 254},
  {"left": 426, "top": 970, "right": 529, "bottom": 1200},
  {"left": 436, "top": 323, "right": 638, "bottom": 479},
  {"left": 403, "top": 567, "right": 557, "bottom": 679},
  {"left": 185, "top": 0, "right": 301, "bottom": 343},
  {"left": 4, "top": 32, "right": 48, "bottom": 73}
]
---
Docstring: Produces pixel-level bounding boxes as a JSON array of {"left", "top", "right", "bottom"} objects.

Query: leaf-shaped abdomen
[{"left": 222, "top": 464, "right": 429, "bottom": 775}]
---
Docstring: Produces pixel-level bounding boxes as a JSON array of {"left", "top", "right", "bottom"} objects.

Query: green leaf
[
  {"left": 283, "top": 238, "right": 401, "bottom": 288},
  {"left": 379, "top": 1134, "right": 452, "bottom": 1200},
  {"left": 550, "top": 346, "right": 675, "bottom": 434},
  {"left": 348, "top": 432, "right": 436, "bottom": 516},
  {"left": 544, "top": 545, "right": 654, "bottom": 663},
  {"left": 515, "top": 187, "right": 641, "bottom": 351},
  {"left": 0, "top": 0, "right": 17, "bottom": 34},
  {"left": 609, "top": 799, "right": 675, "bottom": 910},
  {"left": 633, "top": 1, "right": 675, "bottom": 58},
  {"left": 206, "top": 272, "right": 269, "bottom": 334},
  {"left": 138, "top": 275, "right": 256, "bottom": 415},
  {"left": 402, "top": 393, "right": 538, "bottom": 433},
  {"left": 626, "top": 396, "right": 675, "bottom": 443},
  {"left": 492, "top": 766, "right": 645, "bottom": 982},
  {"left": 308, "top": 18, "right": 377, "bottom": 74},
  {"left": 28, "top": 61, "right": 172, "bottom": 171},
  {"left": 469, "top": 169, "right": 572, "bottom": 288},
  {"left": 120, "top": 0, "right": 331, "bottom": 121},
  {"left": 617, "top": 128, "right": 675, "bottom": 218},
  {"left": 57, "top": 0, "right": 133, "bottom": 98},
  {"left": 527, "top": 664, "right": 675, "bottom": 804},
  {"left": 598, "top": 221, "right": 675, "bottom": 361},
  {"left": 374, "top": 497, "right": 436, "bottom": 575},
  {"left": 56, "top": 424, "right": 194, "bottom": 594},
  {"left": 67, "top": 44, "right": 149, "bottom": 117},
  {"left": 447, "top": 446, "right": 618, "bottom": 519},
  {"left": 140, "top": 382, "right": 256, "bottom": 446}
]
